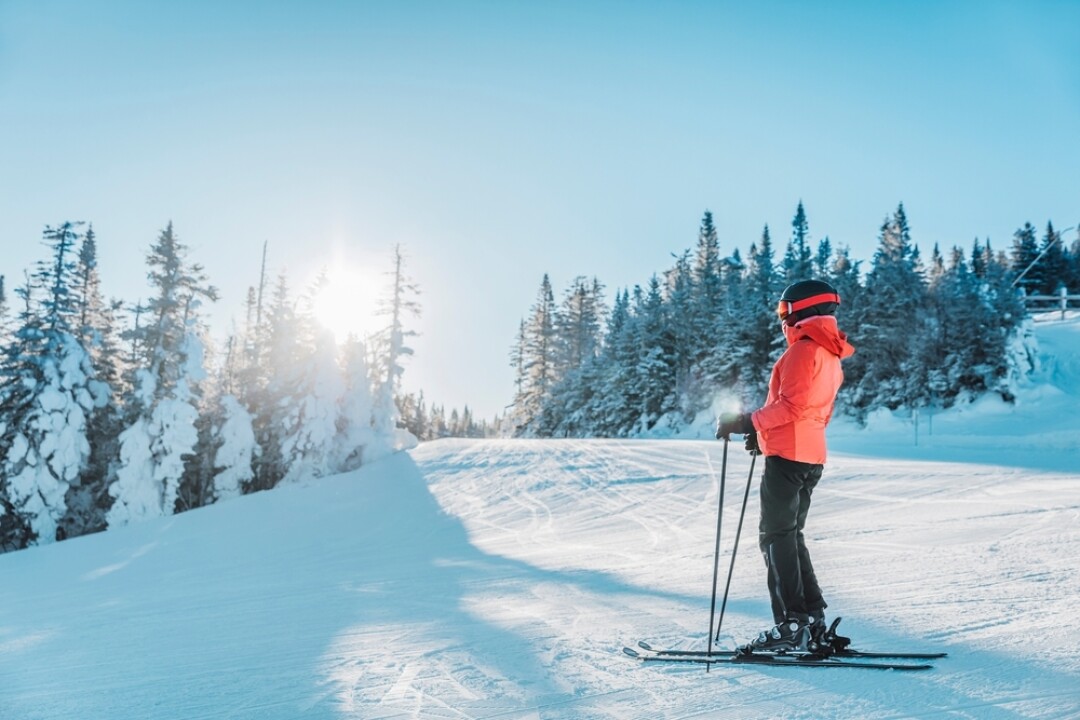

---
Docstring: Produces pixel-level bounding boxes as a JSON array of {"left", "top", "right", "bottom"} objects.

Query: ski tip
[
  {"left": 637, "top": 640, "right": 656, "bottom": 652},
  {"left": 623, "top": 647, "right": 642, "bottom": 659}
]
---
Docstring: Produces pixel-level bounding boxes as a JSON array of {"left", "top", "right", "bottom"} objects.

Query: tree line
[
  {"left": 509, "top": 203, "right": 1073, "bottom": 437},
  {"left": 0, "top": 222, "right": 426, "bottom": 553}
]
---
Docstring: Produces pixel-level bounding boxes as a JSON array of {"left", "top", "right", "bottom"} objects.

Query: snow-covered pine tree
[
  {"left": 580, "top": 288, "right": 632, "bottom": 437},
  {"left": 429, "top": 404, "right": 448, "bottom": 439},
  {"left": 829, "top": 244, "right": 863, "bottom": 311},
  {"left": 372, "top": 244, "right": 420, "bottom": 449},
  {"left": 396, "top": 391, "right": 420, "bottom": 440},
  {"left": 334, "top": 336, "right": 376, "bottom": 470},
  {"left": 827, "top": 245, "right": 866, "bottom": 411},
  {"left": 106, "top": 222, "right": 217, "bottom": 527},
  {"left": 555, "top": 276, "right": 605, "bottom": 375},
  {"left": 690, "top": 211, "right": 723, "bottom": 365},
  {"left": 280, "top": 322, "right": 344, "bottom": 483},
  {"left": 238, "top": 241, "right": 273, "bottom": 408},
  {"left": 849, "top": 203, "right": 927, "bottom": 414},
  {"left": 412, "top": 391, "right": 429, "bottom": 440},
  {"left": 544, "top": 276, "right": 608, "bottom": 435},
  {"left": 707, "top": 245, "right": 748, "bottom": 392},
  {"left": 0, "top": 222, "right": 104, "bottom": 549},
  {"left": 733, "top": 225, "right": 783, "bottom": 402},
  {"left": 513, "top": 274, "right": 558, "bottom": 435},
  {"left": 631, "top": 276, "right": 676, "bottom": 433},
  {"left": 662, "top": 250, "right": 697, "bottom": 421},
  {"left": 919, "top": 243, "right": 957, "bottom": 408},
  {"left": 975, "top": 239, "right": 1029, "bottom": 400},
  {"left": 507, "top": 319, "right": 528, "bottom": 433},
  {"left": 63, "top": 225, "right": 123, "bottom": 538},
  {"left": 247, "top": 271, "right": 305, "bottom": 491},
  {"left": 0, "top": 275, "right": 9, "bottom": 338},
  {"left": 210, "top": 394, "right": 256, "bottom": 502}
]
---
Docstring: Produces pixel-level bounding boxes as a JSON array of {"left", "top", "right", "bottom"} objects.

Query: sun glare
[{"left": 313, "top": 267, "right": 382, "bottom": 343}]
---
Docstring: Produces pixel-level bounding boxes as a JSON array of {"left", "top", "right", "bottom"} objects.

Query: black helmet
[{"left": 777, "top": 279, "right": 840, "bottom": 325}]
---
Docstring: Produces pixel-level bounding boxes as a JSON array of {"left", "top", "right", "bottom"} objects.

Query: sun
[{"left": 312, "top": 266, "right": 383, "bottom": 343}]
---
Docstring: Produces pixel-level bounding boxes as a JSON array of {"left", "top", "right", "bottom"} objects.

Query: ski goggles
[{"left": 776, "top": 292, "right": 841, "bottom": 321}]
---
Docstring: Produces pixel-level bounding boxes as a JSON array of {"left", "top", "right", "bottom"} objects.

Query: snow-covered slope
[{"left": 2, "top": 315, "right": 1079, "bottom": 719}]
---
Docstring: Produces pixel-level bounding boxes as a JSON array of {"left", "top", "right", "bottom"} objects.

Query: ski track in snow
[
  {"left": 419, "top": 439, "right": 1080, "bottom": 720},
  {"left": 2, "top": 316, "right": 1080, "bottom": 719}
]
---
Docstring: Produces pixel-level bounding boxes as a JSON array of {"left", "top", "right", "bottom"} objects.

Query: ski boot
[{"left": 736, "top": 616, "right": 811, "bottom": 655}]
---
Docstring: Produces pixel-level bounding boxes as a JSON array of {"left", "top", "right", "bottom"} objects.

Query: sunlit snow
[{"left": 1, "top": 313, "right": 1078, "bottom": 719}]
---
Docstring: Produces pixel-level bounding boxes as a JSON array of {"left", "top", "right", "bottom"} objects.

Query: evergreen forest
[{"left": 507, "top": 203, "right": 1077, "bottom": 437}]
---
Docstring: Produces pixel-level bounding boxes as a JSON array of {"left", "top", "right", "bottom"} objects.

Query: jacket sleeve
[{"left": 751, "top": 341, "right": 820, "bottom": 432}]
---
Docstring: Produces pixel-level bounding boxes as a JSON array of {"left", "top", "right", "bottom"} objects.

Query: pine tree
[
  {"left": 1010, "top": 222, "right": 1041, "bottom": 294},
  {"left": 850, "top": 203, "right": 927, "bottom": 413},
  {"left": 280, "top": 325, "right": 345, "bottom": 483},
  {"left": 920, "top": 244, "right": 960, "bottom": 407},
  {"left": 691, "top": 211, "right": 723, "bottom": 357},
  {"left": 971, "top": 238, "right": 987, "bottom": 278},
  {"left": 782, "top": 201, "right": 814, "bottom": 283},
  {"left": 976, "top": 242, "right": 1028, "bottom": 400},
  {"left": 631, "top": 276, "right": 676, "bottom": 432},
  {"left": 0, "top": 223, "right": 101, "bottom": 548},
  {"left": 64, "top": 225, "right": 122, "bottom": 538},
  {"left": 248, "top": 272, "right": 301, "bottom": 491},
  {"left": 663, "top": 250, "right": 697, "bottom": 419},
  {"left": 555, "top": 276, "right": 605, "bottom": 375},
  {"left": 927, "top": 243, "right": 946, "bottom": 287},
  {"left": 0, "top": 275, "right": 9, "bottom": 337},
  {"left": 715, "top": 245, "right": 748, "bottom": 384},
  {"left": 211, "top": 394, "right": 256, "bottom": 502},
  {"left": 546, "top": 276, "right": 608, "bottom": 436},
  {"left": 507, "top": 319, "right": 528, "bottom": 433},
  {"left": 514, "top": 274, "right": 558, "bottom": 435},
  {"left": 814, "top": 237, "right": 833, "bottom": 280},
  {"left": 592, "top": 288, "right": 637, "bottom": 436},
  {"left": 107, "top": 222, "right": 217, "bottom": 527},
  {"left": 1037, "top": 221, "right": 1067, "bottom": 294},
  {"left": 428, "top": 404, "right": 447, "bottom": 439},
  {"left": 1067, "top": 232, "right": 1080, "bottom": 292},
  {"left": 734, "top": 225, "right": 783, "bottom": 401},
  {"left": 372, "top": 244, "right": 420, "bottom": 447},
  {"left": 335, "top": 336, "right": 376, "bottom": 469}
]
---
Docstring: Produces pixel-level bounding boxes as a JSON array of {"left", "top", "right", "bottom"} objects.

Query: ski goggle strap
[{"left": 776, "top": 292, "right": 841, "bottom": 320}]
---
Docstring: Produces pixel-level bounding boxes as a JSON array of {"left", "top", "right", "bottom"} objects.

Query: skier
[{"left": 715, "top": 279, "right": 855, "bottom": 654}]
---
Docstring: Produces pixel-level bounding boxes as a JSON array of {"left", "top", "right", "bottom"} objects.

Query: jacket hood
[{"left": 784, "top": 315, "right": 855, "bottom": 359}]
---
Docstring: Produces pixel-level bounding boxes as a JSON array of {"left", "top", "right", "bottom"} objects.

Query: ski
[
  {"left": 623, "top": 646, "right": 933, "bottom": 671},
  {"left": 637, "top": 640, "right": 947, "bottom": 661}
]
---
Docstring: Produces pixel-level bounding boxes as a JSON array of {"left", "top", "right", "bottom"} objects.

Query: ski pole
[
  {"left": 715, "top": 451, "right": 756, "bottom": 644},
  {"left": 706, "top": 438, "right": 728, "bottom": 658}
]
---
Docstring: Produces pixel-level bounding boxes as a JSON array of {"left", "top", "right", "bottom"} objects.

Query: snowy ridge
[{"left": 1, "top": 315, "right": 1079, "bottom": 718}]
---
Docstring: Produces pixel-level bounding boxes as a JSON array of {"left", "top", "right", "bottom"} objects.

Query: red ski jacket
[{"left": 750, "top": 315, "right": 855, "bottom": 465}]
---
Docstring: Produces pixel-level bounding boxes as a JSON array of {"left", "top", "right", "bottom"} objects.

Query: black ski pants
[{"left": 758, "top": 454, "right": 826, "bottom": 625}]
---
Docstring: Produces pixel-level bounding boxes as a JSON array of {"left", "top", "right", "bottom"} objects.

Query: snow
[
  {"left": 1, "top": 314, "right": 1080, "bottom": 718},
  {"left": 212, "top": 395, "right": 256, "bottom": 502}
]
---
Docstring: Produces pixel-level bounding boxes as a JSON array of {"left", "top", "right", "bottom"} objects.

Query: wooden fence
[{"left": 1023, "top": 287, "right": 1080, "bottom": 319}]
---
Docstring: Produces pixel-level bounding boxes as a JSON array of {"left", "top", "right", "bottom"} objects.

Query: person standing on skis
[{"left": 715, "top": 279, "right": 855, "bottom": 654}]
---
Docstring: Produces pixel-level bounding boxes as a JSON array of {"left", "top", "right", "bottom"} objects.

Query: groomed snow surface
[{"left": 2, "top": 314, "right": 1079, "bottom": 719}]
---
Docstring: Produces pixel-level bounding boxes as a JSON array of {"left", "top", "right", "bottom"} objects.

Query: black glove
[
  {"left": 744, "top": 430, "right": 762, "bottom": 456},
  {"left": 715, "top": 412, "right": 755, "bottom": 441}
]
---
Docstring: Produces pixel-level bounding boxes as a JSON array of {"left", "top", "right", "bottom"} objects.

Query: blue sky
[{"left": 1, "top": 0, "right": 1078, "bottom": 419}]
